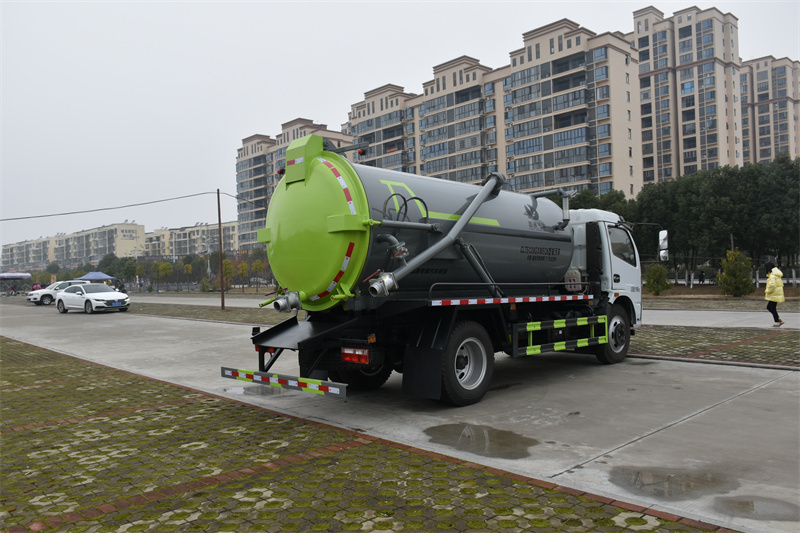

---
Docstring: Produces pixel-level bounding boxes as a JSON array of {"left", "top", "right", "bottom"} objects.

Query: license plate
[{"left": 112, "top": 302, "right": 122, "bottom": 306}]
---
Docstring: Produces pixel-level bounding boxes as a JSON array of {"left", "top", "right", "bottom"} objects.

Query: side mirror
[{"left": 658, "top": 230, "right": 669, "bottom": 261}]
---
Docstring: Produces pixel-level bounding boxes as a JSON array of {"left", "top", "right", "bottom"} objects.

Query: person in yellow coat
[{"left": 764, "top": 262, "right": 785, "bottom": 327}]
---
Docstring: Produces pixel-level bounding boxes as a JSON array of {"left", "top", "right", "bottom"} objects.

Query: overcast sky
[{"left": 2, "top": 0, "right": 798, "bottom": 250}]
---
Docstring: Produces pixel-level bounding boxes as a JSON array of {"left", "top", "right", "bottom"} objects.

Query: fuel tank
[{"left": 260, "top": 135, "right": 574, "bottom": 311}]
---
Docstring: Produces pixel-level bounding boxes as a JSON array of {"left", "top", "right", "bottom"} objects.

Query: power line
[{"left": 0, "top": 192, "right": 227, "bottom": 222}]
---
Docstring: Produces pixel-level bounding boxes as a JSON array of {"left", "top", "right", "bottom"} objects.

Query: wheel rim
[
  {"left": 608, "top": 315, "right": 627, "bottom": 353},
  {"left": 57, "top": 301, "right": 64, "bottom": 312},
  {"left": 85, "top": 302, "right": 92, "bottom": 313},
  {"left": 42, "top": 296, "right": 52, "bottom": 305},
  {"left": 453, "top": 337, "right": 487, "bottom": 390}
]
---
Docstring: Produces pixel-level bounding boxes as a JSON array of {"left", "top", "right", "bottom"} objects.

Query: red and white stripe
[
  {"left": 431, "top": 294, "right": 592, "bottom": 306},
  {"left": 318, "top": 158, "right": 357, "bottom": 215},
  {"left": 309, "top": 242, "right": 356, "bottom": 302},
  {"left": 224, "top": 369, "right": 342, "bottom": 395},
  {"left": 286, "top": 157, "right": 304, "bottom": 166}
]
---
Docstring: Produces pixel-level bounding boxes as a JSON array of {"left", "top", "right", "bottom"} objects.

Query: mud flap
[{"left": 402, "top": 307, "right": 457, "bottom": 399}]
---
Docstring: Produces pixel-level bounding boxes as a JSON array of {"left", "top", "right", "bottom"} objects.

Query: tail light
[{"left": 341, "top": 347, "right": 369, "bottom": 364}]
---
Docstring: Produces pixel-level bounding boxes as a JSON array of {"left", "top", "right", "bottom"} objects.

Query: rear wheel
[
  {"left": 596, "top": 304, "right": 630, "bottom": 364},
  {"left": 41, "top": 295, "right": 53, "bottom": 305},
  {"left": 84, "top": 301, "right": 94, "bottom": 314},
  {"left": 440, "top": 321, "right": 494, "bottom": 406},
  {"left": 57, "top": 300, "right": 68, "bottom": 314}
]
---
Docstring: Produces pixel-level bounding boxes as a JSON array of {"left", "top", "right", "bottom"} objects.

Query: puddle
[
  {"left": 424, "top": 423, "right": 539, "bottom": 459},
  {"left": 609, "top": 466, "right": 740, "bottom": 501},
  {"left": 714, "top": 496, "right": 800, "bottom": 521}
]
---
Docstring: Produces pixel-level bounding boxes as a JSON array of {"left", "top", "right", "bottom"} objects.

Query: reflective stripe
[
  {"left": 431, "top": 294, "right": 592, "bottom": 306},
  {"left": 221, "top": 368, "right": 346, "bottom": 397}
]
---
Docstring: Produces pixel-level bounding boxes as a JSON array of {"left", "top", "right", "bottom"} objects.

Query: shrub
[
  {"left": 644, "top": 264, "right": 672, "bottom": 296},
  {"left": 199, "top": 279, "right": 211, "bottom": 293},
  {"left": 717, "top": 250, "right": 755, "bottom": 297}
]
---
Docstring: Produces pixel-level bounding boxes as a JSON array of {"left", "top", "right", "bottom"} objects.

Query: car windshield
[
  {"left": 45, "top": 283, "right": 61, "bottom": 290},
  {"left": 83, "top": 285, "right": 114, "bottom": 294}
]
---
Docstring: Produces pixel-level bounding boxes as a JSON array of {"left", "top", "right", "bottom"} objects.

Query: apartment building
[
  {"left": 236, "top": 119, "right": 354, "bottom": 250},
  {"left": 739, "top": 56, "right": 800, "bottom": 164},
  {"left": 628, "top": 6, "right": 745, "bottom": 182},
  {"left": 2, "top": 222, "right": 146, "bottom": 271},
  {"left": 346, "top": 21, "right": 643, "bottom": 198},
  {"left": 142, "top": 222, "right": 238, "bottom": 260}
]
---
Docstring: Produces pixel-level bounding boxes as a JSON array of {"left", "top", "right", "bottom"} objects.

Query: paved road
[
  {"left": 130, "top": 294, "right": 800, "bottom": 329},
  {"left": 1, "top": 302, "right": 798, "bottom": 533}
]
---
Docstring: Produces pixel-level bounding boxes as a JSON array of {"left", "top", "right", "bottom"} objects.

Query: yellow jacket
[{"left": 765, "top": 267, "right": 785, "bottom": 303}]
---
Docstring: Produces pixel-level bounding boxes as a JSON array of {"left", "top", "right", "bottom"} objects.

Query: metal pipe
[{"left": 369, "top": 173, "right": 504, "bottom": 297}]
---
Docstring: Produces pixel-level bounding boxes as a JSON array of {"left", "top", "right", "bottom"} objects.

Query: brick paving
[
  {"left": 630, "top": 326, "right": 799, "bottom": 367},
  {"left": 0, "top": 337, "right": 729, "bottom": 533}
]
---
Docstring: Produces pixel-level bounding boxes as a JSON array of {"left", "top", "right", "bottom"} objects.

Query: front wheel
[
  {"left": 84, "top": 301, "right": 94, "bottom": 314},
  {"left": 440, "top": 321, "right": 494, "bottom": 406},
  {"left": 41, "top": 295, "right": 53, "bottom": 305},
  {"left": 57, "top": 300, "right": 68, "bottom": 314},
  {"left": 596, "top": 303, "right": 630, "bottom": 364}
]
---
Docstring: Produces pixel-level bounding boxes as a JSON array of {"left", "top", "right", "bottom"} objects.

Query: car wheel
[
  {"left": 41, "top": 295, "right": 53, "bottom": 305},
  {"left": 440, "top": 321, "right": 494, "bottom": 406},
  {"left": 84, "top": 301, "right": 94, "bottom": 314},
  {"left": 57, "top": 300, "right": 68, "bottom": 314}
]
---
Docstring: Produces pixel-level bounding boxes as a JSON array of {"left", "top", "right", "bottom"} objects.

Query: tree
[
  {"left": 643, "top": 264, "right": 671, "bottom": 296},
  {"left": 222, "top": 259, "right": 234, "bottom": 290},
  {"left": 183, "top": 264, "right": 192, "bottom": 290},
  {"left": 46, "top": 262, "right": 60, "bottom": 274},
  {"left": 191, "top": 257, "right": 207, "bottom": 281},
  {"left": 153, "top": 261, "right": 173, "bottom": 290},
  {"left": 717, "top": 250, "right": 754, "bottom": 297},
  {"left": 97, "top": 253, "right": 118, "bottom": 275},
  {"left": 237, "top": 262, "right": 249, "bottom": 291},
  {"left": 123, "top": 260, "right": 137, "bottom": 282},
  {"left": 252, "top": 259, "right": 264, "bottom": 288}
]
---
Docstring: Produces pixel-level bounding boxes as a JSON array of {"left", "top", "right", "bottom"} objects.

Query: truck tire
[
  {"left": 329, "top": 363, "right": 393, "bottom": 391},
  {"left": 596, "top": 304, "right": 630, "bottom": 364},
  {"left": 440, "top": 321, "right": 494, "bottom": 406}
]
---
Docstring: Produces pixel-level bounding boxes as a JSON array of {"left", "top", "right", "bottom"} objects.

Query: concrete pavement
[{"left": 1, "top": 301, "right": 798, "bottom": 532}]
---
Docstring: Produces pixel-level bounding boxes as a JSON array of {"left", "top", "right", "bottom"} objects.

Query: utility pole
[{"left": 218, "top": 189, "right": 225, "bottom": 310}]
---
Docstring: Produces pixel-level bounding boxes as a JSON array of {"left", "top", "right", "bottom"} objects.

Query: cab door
[{"left": 606, "top": 225, "right": 642, "bottom": 326}]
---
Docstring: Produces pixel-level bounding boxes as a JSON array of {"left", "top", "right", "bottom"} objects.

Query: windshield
[
  {"left": 83, "top": 285, "right": 114, "bottom": 294},
  {"left": 45, "top": 283, "right": 61, "bottom": 290}
]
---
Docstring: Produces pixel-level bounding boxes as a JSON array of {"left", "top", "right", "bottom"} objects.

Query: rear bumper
[{"left": 221, "top": 367, "right": 347, "bottom": 398}]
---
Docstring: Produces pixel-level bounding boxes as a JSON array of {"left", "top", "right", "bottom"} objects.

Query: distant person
[
  {"left": 698, "top": 271, "right": 705, "bottom": 284},
  {"left": 32, "top": 282, "right": 41, "bottom": 290},
  {"left": 764, "top": 262, "right": 785, "bottom": 327}
]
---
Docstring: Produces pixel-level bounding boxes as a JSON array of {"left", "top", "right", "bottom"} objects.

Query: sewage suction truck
[{"left": 222, "top": 134, "right": 667, "bottom": 406}]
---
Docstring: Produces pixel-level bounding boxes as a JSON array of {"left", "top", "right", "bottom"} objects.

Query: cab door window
[{"left": 608, "top": 227, "right": 637, "bottom": 267}]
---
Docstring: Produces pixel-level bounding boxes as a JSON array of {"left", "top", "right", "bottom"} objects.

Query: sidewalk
[{"left": 1, "top": 337, "right": 728, "bottom": 533}]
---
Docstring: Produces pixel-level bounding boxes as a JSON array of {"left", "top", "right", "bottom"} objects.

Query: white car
[
  {"left": 27, "top": 280, "right": 90, "bottom": 306},
  {"left": 56, "top": 284, "right": 130, "bottom": 314}
]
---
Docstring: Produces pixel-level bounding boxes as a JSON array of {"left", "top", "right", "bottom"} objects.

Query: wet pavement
[
  {"left": 1, "top": 297, "right": 798, "bottom": 533},
  {"left": 1, "top": 337, "right": 725, "bottom": 533}
]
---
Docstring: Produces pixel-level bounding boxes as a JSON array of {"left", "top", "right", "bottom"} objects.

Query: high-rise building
[
  {"left": 739, "top": 56, "right": 800, "bottom": 164},
  {"left": 627, "top": 6, "right": 744, "bottom": 182},
  {"left": 346, "top": 21, "right": 643, "bottom": 198},
  {"left": 236, "top": 119, "right": 353, "bottom": 250},
  {"left": 239, "top": 4, "right": 798, "bottom": 235}
]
